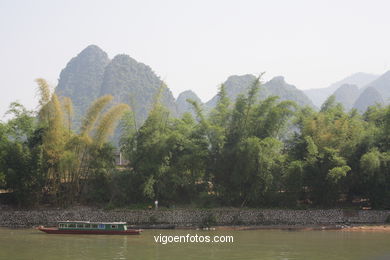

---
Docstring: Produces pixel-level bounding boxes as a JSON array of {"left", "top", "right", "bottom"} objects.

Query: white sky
[{"left": 1, "top": 0, "right": 390, "bottom": 118}]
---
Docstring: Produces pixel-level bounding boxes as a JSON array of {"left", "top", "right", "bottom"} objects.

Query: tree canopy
[{"left": 1, "top": 77, "right": 390, "bottom": 209}]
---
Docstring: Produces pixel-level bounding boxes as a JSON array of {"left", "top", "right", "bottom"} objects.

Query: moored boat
[{"left": 38, "top": 221, "right": 142, "bottom": 235}]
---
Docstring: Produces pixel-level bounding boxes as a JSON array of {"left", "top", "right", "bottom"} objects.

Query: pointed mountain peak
[
  {"left": 176, "top": 90, "right": 202, "bottom": 116},
  {"left": 77, "top": 44, "right": 108, "bottom": 58},
  {"left": 265, "top": 76, "right": 298, "bottom": 91},
  {"left": 269, "top": 76, "right": 285, "bottom": 84},
  {"left": 55, "top": 45, "right": 111, "bottom": 128},
  {"left": 177, "top": 90, "right": 200, "bottom": 99},
  {"left": 82, "top": 44, "right": 105, "bottom": 51},
  {"left": 111, "top": 54, "right": 137, "bottom": 63},
  {"left": 109, "top": 54, "right": 152, "bottom": 73}
]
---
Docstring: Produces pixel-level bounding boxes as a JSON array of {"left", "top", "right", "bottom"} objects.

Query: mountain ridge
[
  {"left": 55, "top": 46, "right": 178, "bottom": 129},
  {"left": 353, "top": 87, "right": 384, "bottom": 112},
  {"left": 303, "top": 72, "right": 379, "bottom": 108},
  {"left": 205, "top": 74, "right": 314, "bottom": 110},
  {"left": 55, "top": 45, "right": 390, "bottom": 129}
]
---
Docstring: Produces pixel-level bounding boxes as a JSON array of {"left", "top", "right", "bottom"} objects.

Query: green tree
[
  {"left": 2, "top": 102, "right": 43, "bottom": 206},
  {"left": 289, "top": 96, "right": 366, "bottom": 206}
]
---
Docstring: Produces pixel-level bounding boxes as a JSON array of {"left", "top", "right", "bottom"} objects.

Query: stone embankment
[{"left": 0, "top": 206, "right": 389, "bottom": 228}]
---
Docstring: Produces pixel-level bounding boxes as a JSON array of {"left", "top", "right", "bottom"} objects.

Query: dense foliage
[
  {"left": 0, "top": 79, "right": 129, "bottom": 206},
  {"left": 1, "top": 77, "right": 390, "bottom": 209},
  {"left": 120, "top": 79, "right": 390, "bottom": 209}
]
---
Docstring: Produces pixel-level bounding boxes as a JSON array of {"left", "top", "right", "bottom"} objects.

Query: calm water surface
[{"left": 0, "top": 228, "right": 389, "bottom": 260}]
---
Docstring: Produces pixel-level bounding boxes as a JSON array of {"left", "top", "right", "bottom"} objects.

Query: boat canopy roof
[{"left": 58, "top": 221, "right": 127, "bottom": 224}]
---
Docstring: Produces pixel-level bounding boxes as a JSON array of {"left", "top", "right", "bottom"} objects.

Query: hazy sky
[{"left": 1, "top": 0, "right": 390, "bottom": 118}]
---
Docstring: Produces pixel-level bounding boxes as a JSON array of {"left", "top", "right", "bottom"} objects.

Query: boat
[{"left": 38, "top": 221, "right": 142, "bottom": 235}]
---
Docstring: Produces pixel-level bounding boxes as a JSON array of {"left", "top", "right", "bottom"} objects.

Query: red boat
[{"left": 38, "top": 221, "right": 142, "bottom": 235}]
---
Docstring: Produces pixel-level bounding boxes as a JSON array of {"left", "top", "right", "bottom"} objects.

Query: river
[{"left": 0, "top": 228, "right": 389, "bottom": 259}]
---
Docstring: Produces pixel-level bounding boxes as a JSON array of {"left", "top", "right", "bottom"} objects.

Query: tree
[
  {"left": 211, "top": 75, "right": 296, "bottom": 206},
  {"left": 289, "top": 96, "right": 366, "bottom": 206},
  {"left": 2, "top": 102, "right": 43, "bottom": 206}
]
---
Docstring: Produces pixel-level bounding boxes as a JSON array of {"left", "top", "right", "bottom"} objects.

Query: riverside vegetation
[{"left": 0, "top": 76, "right": 390, "bottom": 209}]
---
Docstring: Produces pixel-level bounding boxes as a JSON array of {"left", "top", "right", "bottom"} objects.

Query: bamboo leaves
[
  {"left": 94, "top": 103, "right": 130, "bottom": 146},
  {"left": 32, "top": 79, "right": 129, "bottom": 205},
  {"left": 80, "top": 95, "right": 113, "bottom": 137}
]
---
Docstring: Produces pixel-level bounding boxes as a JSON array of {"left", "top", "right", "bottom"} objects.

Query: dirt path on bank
[
  {"left": 208, "top": 224, "right": 390, "bottom": 232},
  {"left": 341, "top": 225, "right": 390, "bottom": 232}
]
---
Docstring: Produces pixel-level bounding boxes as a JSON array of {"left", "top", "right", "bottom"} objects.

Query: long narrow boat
[{"left": 38, "top": 221, "right": 142, "bottom": 235}]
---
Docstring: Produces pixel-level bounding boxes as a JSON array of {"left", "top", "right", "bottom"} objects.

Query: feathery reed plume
[
  {"left": 36, "top": 78, "right": 52, "bottom": 123},
  {"left": 50, "top": 94, "right": 64, "bottom": 132},
  {"left": 188, "top": 99, "right": 208, "bottom": 127},
  {"left": 36, "top": 78, "right": 51, "bottom": 107},
  {"left": 93, "top": 103, "right": 130, "bottom": 146},
  {"left": 80, "top": 95, "right": 113, "bottom": 136},
  {"left": 150, "top": 82, "right": 166, "bottom": 112},
  {"left": 242, "top": 73, "right": 264, "bottom": 130},
  {"left": 43, "top": 94, "right": 65, "bottom": 164},
  {"left": 62, "top": 97, "right": 73, "bottom": 133}
]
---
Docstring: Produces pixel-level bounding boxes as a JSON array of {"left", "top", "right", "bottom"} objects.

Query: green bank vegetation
[{"left": 1, "top": 77, "right": 389, "bottom": 209}]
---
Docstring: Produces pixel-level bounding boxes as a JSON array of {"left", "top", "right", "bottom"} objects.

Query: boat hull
[{"left": 38, "top": 227, "right": 141, "bottom": 235}]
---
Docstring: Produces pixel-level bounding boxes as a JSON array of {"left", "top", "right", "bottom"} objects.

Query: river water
[{"left": 0, "top": 228, "right": 389, "bottom": 260}]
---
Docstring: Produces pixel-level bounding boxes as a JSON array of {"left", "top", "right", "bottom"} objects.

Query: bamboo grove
[
  {"left": 0, "top": 77, "right": 389, "bottom": 208},
  {"left": 0, "top": 79, "right": 129, "bottom": 206}
]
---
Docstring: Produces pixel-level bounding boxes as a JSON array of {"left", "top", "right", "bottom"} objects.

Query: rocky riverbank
[{"left": 0, "top": 206, "right": 389, "bottom": 228}]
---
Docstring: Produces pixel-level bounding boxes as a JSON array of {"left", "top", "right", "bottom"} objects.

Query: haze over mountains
[
  {"left": 55, "top": 45, "right": 390, "bottom": 128},
  {"left": 353, "top": 87, "right": 384, "bottom": 112},
  {"left": 331, "top": 84, "right": 360, "bottom": 111},
  {"left": 303, "top": 72, "right": 379, "bottom": 108},
  {"left": 307, "top": 71, "right": 390, "bottom": 112}
]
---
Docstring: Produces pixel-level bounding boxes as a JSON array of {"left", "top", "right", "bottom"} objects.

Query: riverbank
[
  {"left": 0, "top": 206, "right": 389, "bottom": 228},
  {"left": 211, "top": 224, "right": 390, "bottom": 232}
]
